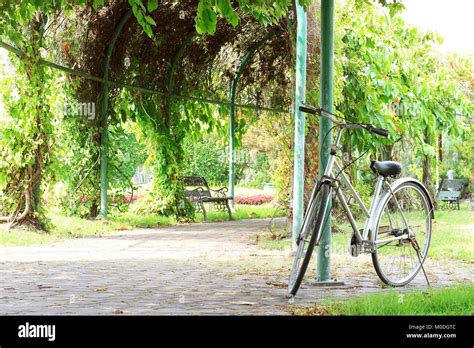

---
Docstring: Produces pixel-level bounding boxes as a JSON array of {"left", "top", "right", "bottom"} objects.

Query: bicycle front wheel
[
  {"left": 372, "top": 180, "right": 432, "bottom": 286},
  {"left": 288, "top": 183, "right": 330, "bottom": 296}
]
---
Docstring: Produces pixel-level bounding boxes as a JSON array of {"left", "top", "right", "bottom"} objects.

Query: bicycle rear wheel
[
  {"left": 372, "top": 180, "right": 432, "bottom": 286},
  {"left": 288, "top": 183, "right": 330, "bottom": 296}
]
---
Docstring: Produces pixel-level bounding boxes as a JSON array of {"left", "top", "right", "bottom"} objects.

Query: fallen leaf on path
[
  {"left": 266, "top": 281, "right": 287, "bottom": 288},
  {"left": 37, "top": 284, "right": 53, "bottom": 289},
  {"left": 95, "top": 287, "right": 108, "bottom": 292},
  {"left": 230, "top": 301, "right": 257, "bottom": 306},
  {"left": 117, "top": 226, "right": 132, "bottom": 231}
]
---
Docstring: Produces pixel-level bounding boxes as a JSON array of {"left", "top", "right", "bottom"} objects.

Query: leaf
[
  {"left": 144, "top": 24, "right": 153, "bottom": 37},
  {"left": 92, "top": 0, "right": 105, "bottom": 10},
  {"left": 147, "top": 0, "right": 158, "bottom": 12},
  {"left": 195, "top": 0, "right": 217, "bottom": 34},
  {"left": 216, "top": 0, "right": 239, "bottom": 27},
  {"left": 0, "top": 173, "right": 7, "bottom": 190},
  {"left": 144, "top": 15, "right": 156, "bottom": 26},
  {"left": 95, "top": 287, "right": 108, "bottom": 292}
]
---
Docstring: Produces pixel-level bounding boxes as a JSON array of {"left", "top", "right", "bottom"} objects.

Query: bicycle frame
[{"left": 317, "top": 127, "right": 409, "bottom": 249}]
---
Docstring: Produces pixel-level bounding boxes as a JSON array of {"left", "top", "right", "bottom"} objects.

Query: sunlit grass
[
  {"left": 0, "top": 203, "right": 285, "bottom": 246},
  {"left": 199, "top": 203, "right": 285, "bottom": 222},
  {"left": 0, "top": 212, "right": 118, "bottom": 246},
  {"left": 294, "top": 284, "right": 474, "bottom": 316}
]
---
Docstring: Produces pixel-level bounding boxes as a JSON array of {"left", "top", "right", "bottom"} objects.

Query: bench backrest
[
  {"left": 438, "top": 191, "right": 461, "bottom": 200},
  {"left": 439, "top": 179, "right": 466, "bottom": 193},
  {"left": 182, "top": 176, "right": 212, "bottom": 200}
]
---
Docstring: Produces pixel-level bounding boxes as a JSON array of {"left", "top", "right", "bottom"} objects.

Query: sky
[{"left": 402, "top": 0, "right": 474, "bottom": 55}]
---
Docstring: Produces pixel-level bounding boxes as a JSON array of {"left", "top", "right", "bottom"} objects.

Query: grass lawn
[
  {"left": 0, "top": 203, "right": 284, "bottom": 246},
  {"left": 293, "top": 284, "right": 474, "bottom": 316},
  {"left": 259, "top": 203, "right": 474, "bottom": 262},
  {"left": 199, "top": 203, "right": 285, "bottom": 222}
]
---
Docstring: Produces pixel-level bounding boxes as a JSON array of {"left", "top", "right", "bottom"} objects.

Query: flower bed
[{"left": 234, "top": 194, "right": 273, "bottom": 205}]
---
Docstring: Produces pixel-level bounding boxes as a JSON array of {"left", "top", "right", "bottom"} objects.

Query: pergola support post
[
  {"left": 99, "top": 10, "right": 132, "bottom": 219},
  {"left": 229, "top": 81, "right": 236, "bottom": 208},
  {"left": 291, "top": 3, "right": 308, "bottom": 250},
  {"left": 228, "top": 31, "right": 276, "bottom": 209}
]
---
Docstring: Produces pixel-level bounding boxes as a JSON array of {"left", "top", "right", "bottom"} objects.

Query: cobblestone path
[{"left": 0, "top": 218, "right": 471, "bottom": 315}]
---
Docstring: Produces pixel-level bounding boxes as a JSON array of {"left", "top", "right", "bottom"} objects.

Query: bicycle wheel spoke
[{"left": 372, "top": 181, "right": 432, "bottom": 286}]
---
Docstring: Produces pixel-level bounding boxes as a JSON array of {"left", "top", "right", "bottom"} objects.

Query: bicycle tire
[
  {"left": 288, "top": 183, "right": 331, "bottom": 296},
  {"left": 372, "top": 180, "right": 432, "bottom": 286}
]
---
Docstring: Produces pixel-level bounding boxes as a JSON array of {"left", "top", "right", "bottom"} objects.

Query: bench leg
[
  {"left": 226, "top": 200, "right": 233, "bottom": 220},
  {"left": 201, "top": 202, "right": 207, "bottom": 222}
]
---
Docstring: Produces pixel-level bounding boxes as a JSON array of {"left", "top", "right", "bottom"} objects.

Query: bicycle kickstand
[{"left": 410, "top": 235, "right": 431, "bottom": 288}]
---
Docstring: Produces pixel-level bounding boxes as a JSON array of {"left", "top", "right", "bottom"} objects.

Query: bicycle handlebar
[
  {"left": 365, "top": 125, "right": 389, "bottom": 137},
  {"left": 299, "top": 104, "right": 389, "bottom": 138}
]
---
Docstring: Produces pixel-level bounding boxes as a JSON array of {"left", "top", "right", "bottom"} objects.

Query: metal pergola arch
[
  {"left": 228, "top": 29, "right": 279, "bottom": 207},
  {"left": 0, "top": 28, "right": 290, "bottom": 217},
  {"left": 0, "top": 0, "right": 336, "bottom": 281},
  {"left": 0, "top": 41, "right": 288, "bottom": 113}
]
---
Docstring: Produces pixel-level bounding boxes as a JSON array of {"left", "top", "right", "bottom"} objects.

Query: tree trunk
[{"left": 422, "top": 129, "right": 435, "bottom": 198}]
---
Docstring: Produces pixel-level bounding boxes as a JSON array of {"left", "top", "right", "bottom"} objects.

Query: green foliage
[
  {"left": 128, "top": 0, "right": 159, "bottom": 37},
  {"left": 108, "top": 122, "right": 147, "bottom": 189},
  {"left": 192, "top": 0, "right": 403, "bottom": 35},
  {"left": 440, "top": 54, "right": 473, "bottom": 185},
  {"left": 334, "top": 0, "right": 472, "bottom": 194},
  {"left": 51, "top": 88, "right": 101, "bottom": 218},
  {"left": 245, "top": 154, "right": 272, "bottom": 188},
  {"left": 114, "top": 91, "right": 196, "bottom": 219},
  {"left": 182, "top": 133, "right": 259, "bottom": 187},
  {"left": 55, "top": 108, "right": 146, "bottom": 218},
  {"left": 182, "top": 136, "right": 229, "bottom": 185},
  {"left": 441, "top": 124, "right": 473, "bottom": 185},
  {"left": 196, "top": 0, "right": 218, "bottom": 35},
  {"left": 0, "top": 3, "right": 63, "bottom": 228},
  {"left": 195, "top": 0, "right": 300, "bottom": 34}
]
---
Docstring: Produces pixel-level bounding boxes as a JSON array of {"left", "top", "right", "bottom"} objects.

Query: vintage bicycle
[{"left": 288, "top": 104, "right": 433, "bottom": 297}]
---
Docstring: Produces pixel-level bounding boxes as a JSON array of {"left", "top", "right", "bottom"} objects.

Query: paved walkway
[{"left": 0, "top": 218, "right": 471, "bottom": 315}]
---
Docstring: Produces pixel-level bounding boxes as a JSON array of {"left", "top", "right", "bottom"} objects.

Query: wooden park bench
[
  {"left": 182, "top": 176, "right": 232, "bottom": 221},
  {"left": 437, "top": 179, "right": 467, "bottom": 210}
]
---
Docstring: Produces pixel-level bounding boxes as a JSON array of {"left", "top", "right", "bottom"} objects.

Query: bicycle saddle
[{"left": 371, "top": 160, "right": 402, "bottom": 177}]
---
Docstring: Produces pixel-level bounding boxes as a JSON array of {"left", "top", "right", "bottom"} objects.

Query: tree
[
  {"left": 0, "top": 4, "right": 58, "bottom": 228},
  {"left": 335, "top": 0, "right": 472, "bottom": 196}
]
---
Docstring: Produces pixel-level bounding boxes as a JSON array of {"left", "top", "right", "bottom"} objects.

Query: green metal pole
[
  {"left": 291, "top": 3, "right": 308, "bottom": 250},
  {"left": 316, "top": 0, "right": 334, "bottom": 281},
  {"left": 99, "top": 10, "right": 132, "bottom": 219},
  {"left": 229, "top": 80, "right": 236, "bottom": 208},
  {"left": 229, "top": 31, "right": 277, "bottom": 208}
]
